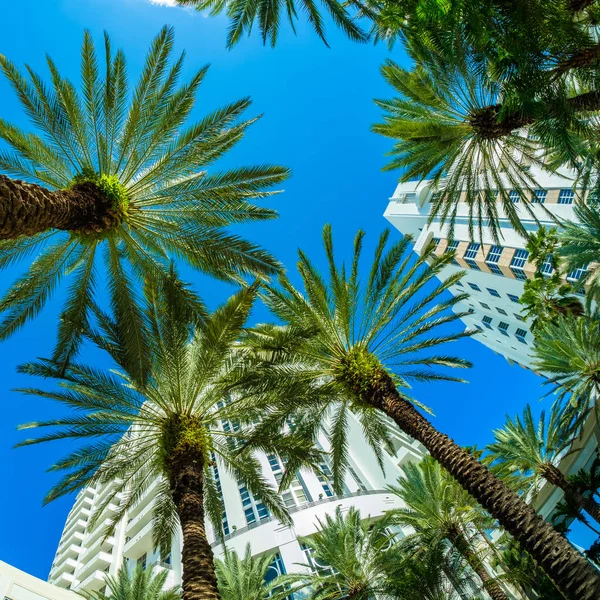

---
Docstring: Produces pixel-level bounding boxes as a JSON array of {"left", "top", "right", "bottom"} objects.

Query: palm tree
[
  {"left": 175, "top": 0, "right": 367, "bottom": 48},
  {"left": 532, "top": 312, "right": 600, "bottom": 412},
  {"left": 83, "top": 565, "right": 179, "bottom": 600},
  {"left": 0, "top": 26, "right": 288, "bottom": 367},
  {"left": 235, "top": 224, "right": 600, "bottom": 599},
  {"left": 558, "top": 201, "right": 600, "bottom": 300},
  {"left": 389, "top": 457, "right": 508, "bottom": 600},
  {"left": 16, "top": 277, "right": 318, "bottom": 600},
  {"left": 487, "top": 400, "right": 600, "bottom": 524},
  {"left": 280, "top": 506, "right": 394, "bottom": 599},
  {"left": 215, "top": 545, "right": 288, "bottom": 600}
]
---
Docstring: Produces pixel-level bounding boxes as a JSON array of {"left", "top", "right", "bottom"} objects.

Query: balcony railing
[{"left": 211, "top": 489, "right": 390, "bottom": 547}]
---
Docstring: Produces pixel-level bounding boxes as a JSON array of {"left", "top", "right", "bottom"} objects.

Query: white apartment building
[
  {"left": 384, "top": 168, "right": 586, "bottom": 370},
  {"left": 49, "top": 413, "right": 426, "bottom": 596}
]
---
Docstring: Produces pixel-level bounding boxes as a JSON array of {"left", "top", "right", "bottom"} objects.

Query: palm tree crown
[
  {"left": 176, "top": 0, "right": 367, "bottom": 49},
  {"left": 239, "top": 224, "right": 471, "bottom": 490},
  {"left": 215, "top": 545, "right": 288, "bottom": 600},
  {"left": 83, "top": 565, "right": 179, "bottom": 600},
  {"left": 0, "top": 26, "right": 288, "bottom": 365}
]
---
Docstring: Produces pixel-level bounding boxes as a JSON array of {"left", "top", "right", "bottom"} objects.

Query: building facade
[
  {"left": 49, "top": 413, "right": 426, "bottom": 595},
  {"left": 384, "top": 168, "right": 586, "bottom": 370}
]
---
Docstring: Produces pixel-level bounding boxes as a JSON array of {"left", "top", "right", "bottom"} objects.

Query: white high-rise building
[
  {"left": 49, "top": 414, "right": 426, "bottom": 595},
  {"left": 384, "top": 169, "right": 586, "bottom": 370}
]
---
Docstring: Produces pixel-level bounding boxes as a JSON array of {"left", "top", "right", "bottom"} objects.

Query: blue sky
[{"left": 0, "top": 0, "right": 592, "bottom": 580}]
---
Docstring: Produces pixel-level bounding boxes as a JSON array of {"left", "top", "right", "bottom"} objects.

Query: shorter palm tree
[
  {"left": 558, "top": 201, "right": 600, "bottom": 301},
  {"left": 532, "top": 312, "right": 600, "bottom": 412},
  {"left": 16, "top": 277, "right": 319, "bottom": 600},
  {"left": 215, "top": 545, "right": 288, "bottom": 600},
  {"left": 280, "top": 506, "right": 394, "bottom": 599},
  {"left": 83, "top": 565, "right": 179, "bottom": 600},
  {"left": 389, "top": 457, "right": 508, "bottom": 600},
  {"left": 487, "top": 400, "right": 600, "bottom": 523}
]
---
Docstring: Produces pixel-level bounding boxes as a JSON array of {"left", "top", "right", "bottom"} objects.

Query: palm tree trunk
[
  {"left": 449, "top": 528, "right": 508, "bottom": 600},
  {"left": 363, "top": 371, "right": 600, "bottom": 600},
  {"left": 170, "top": 446, "right": 221, "bottom": 600},
  {"left": 0, "top": 174, "right": 119, "bottom": 239},
  {"left": 541, "top": 463, "right": 600, "bottom": 526}
]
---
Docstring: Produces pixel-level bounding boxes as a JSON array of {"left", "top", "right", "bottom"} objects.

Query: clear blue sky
[{"left": 0, "top": 0, "right": 592, "bottom": 579}]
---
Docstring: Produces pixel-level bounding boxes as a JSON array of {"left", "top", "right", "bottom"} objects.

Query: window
[
  {"left": 138, "top": 552, "right": 147, "bottom": 571},
  {"left": 238, "top": 482, "right": 270, "bottom": 525},
  {"left": 496, "top": 307, "right": 507, "bottom": 315},
  {"left": 464, "top": 242, "right": 480, "bottom": 270},
  {"left": 510, "top": 249, "right": 529, "bottom": 280},
  {"left": 507, "top": 294, "right": 520, "bottom": 303},
  {"left": 541, "top": 255, "right": 554, "bottom": 276},
  {"left": 447, "top": 240, "right": 460, "bottom": 265},
  {"left": 268, "top": 454, "right": 312, "bottom": 508},
  {"left": 455, "top": 281, "right": 464, "bottom": 288},
  {"left": 482, "top": 316, "right": 493, "bottom": 330},
  {"left": 515, "top": 313, "right": 525, "bottom": 322},
  {"left": 486, "top": 245, "right": 503, "bottom": 275},
  {"left": 431, "top": 237, "right": 441, "bottom": 250},
  {"left": 487, "top": 288, "right": 501, "bottom": 298},
  {"left": 265, "top": 552, "right": 288, "bottom": 599},
  {"left": 498, "top": 322, "right": 510, "bottom": 336},
  {"left": 211, "top": 453, "right": 230, "bottom": 536},
  {"left": 348, "top": 466, "right": 368, "bottom": 492},
  {"left": 468, "top": 282, "right": 481, "bottom": 292},
  {"left": 532, "top": 189, "right": 547, "bottom": 203},
  {"left": 567, "top": 264, "right": 588, "bottom": 282},
  {"left": 558, "top": 189, "right": 575, "bottom": 204},
  {"left": 515, "top": 328, "right": 527, "bottom": 343},
  {"left": 509, "top": 190, "right": 520, "bottom": 203},
  {"left": 301, "top": 543, "right": 336, "bottom": 577},
  {"left": 479, "top": 302, "right": 490, "bottom": 310}
]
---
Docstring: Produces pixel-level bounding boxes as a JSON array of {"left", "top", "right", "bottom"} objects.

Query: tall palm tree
[
  {"left": 280, "top": 506, "right": 395, "bottom": 599},
  {"left": 235, "top": 224, "right": 600, "bottom": 599},
  {"left": 0, "top": 26, "right": 288, "bottom": 367},
  {"left": 176, "top": 0, "right": 367, "bottom": 48},
  {"left": 83, "top": 565, "right": 179, "bottom": 600},
  {"left": 215, "top": 545, "right": 288, "bottom": 600},
  {"left": 487, "top": 401, "right": 600, "bottom": 523},
  {"left": 16, "top": 277, "right": 318, "bottom": 600},
  {"left": 389, "top": 457, "right": 508, "bottom": 600}
]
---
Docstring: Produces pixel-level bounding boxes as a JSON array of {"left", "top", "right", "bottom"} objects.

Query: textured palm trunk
[
  {"left": 170, "top": 448, "right": 221, "bottom": 600},
  {"left": 540, "top": 463, "right": 600, "bottom": 526},
  {"left": 0, "top": 174, "right": 119, "bottom": 239},
  {"left": 362, "top": 371, "right": 600, "bottom": 600},
  {"left": 449, "top": 528, "right": 508, "bottom": 600}
]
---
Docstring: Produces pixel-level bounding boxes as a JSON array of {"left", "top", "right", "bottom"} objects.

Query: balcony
[
  {"left": 77, "top": 570, "right": 106, "bottom": 592},
  {"left": 62, "top": 518, "right": 87, "bottom": 541},
  {"left": 52, "top": 544, "right": 83, "bottom": 571},
  {"left": 127, "top": 479, "right": 160, "bottom": 521},
  {"left": 125, "top": 498, "right": 154, "bottom": 539},
  {"left": 51, "top": 571, "right": 75, "bottom": 589},
  {"left": 85, "top": 518, "right": 115, "bottom": 548},
  {"left": 51, "top": 557, "right": 79, "bottom": 579},
  {"left": 76, "top": 551, "right": 113, "bottom": 582},
  {"left": 123, "top": 521, "right": 153, "bottom": 558},
  {"left": 79, "top": 535, "right": 115, "bottom": 566}
]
